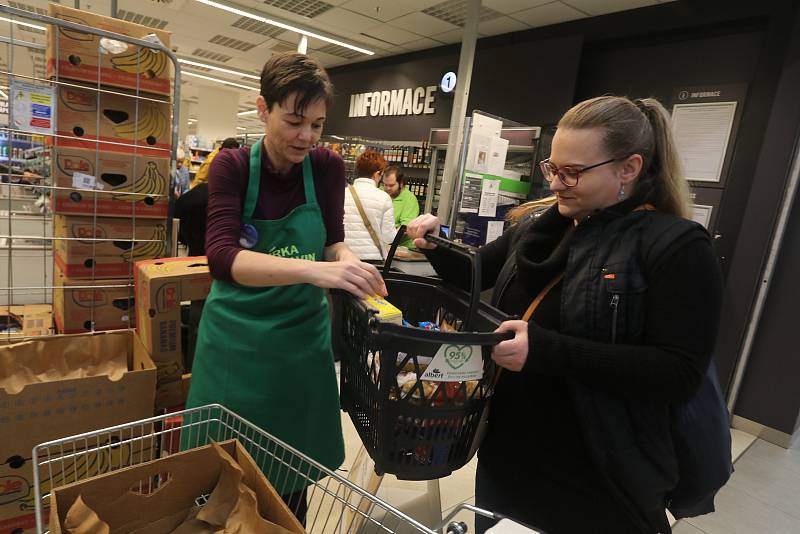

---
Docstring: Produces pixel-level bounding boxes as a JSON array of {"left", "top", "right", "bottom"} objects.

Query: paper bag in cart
[{"left": 49, "top": 440, "right": 304, "bottom": 534}]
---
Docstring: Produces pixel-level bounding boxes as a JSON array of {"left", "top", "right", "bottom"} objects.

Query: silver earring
[{"left": 618, "top": 184, "right": 626, "bottom": 200}]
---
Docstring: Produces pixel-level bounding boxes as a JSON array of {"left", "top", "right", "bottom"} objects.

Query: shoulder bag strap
[{"left": 348, "top": 184, "right": 385, "bottom": 259}]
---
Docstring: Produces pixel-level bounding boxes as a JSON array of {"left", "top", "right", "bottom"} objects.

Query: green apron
[{"left": 185, "top": 138, "right": 344, "bottom": 493}]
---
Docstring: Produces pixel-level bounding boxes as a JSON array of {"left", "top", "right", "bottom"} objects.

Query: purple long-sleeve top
[{"left": 204, "top": 145, "right": 346, "bottom": 281}]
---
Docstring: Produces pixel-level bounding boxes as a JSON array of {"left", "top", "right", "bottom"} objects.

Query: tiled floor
[{"left": 339, "top": 403, "right": 783, "bottom": 533}]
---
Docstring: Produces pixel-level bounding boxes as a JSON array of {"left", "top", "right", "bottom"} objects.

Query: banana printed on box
[
  {"left": 47, "top": 3, "right": 173, "bottom": 96},
  {"left": 55, "top": 84, "right": 171, "bottom": 157},
  {"left": 54, "top": 214, "right": 167, "bottom": 279},
  {"left": 52, "top": 146, "right": 170, "bottom": 218}
]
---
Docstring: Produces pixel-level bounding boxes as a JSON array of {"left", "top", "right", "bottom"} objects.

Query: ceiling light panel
[
  {"left": 232, "top": 16, "right": 285, "bottom": 38},
  {"left": 117, "top": 10, "right": 170, "bottom": 30},
  {"left": 209, "top": 34, "right": 258, "bottom": 51},
  {"left": 422, "top": 0, "right": 502, "bottom": 27},
  {"left": 191, "top": 48, "right": 234, "bottom": 63},
  {"left": 262, "top": 0, "right": 335, "bottom": 19},
  {"left": 316, "top": 43, "right": 361, "bottom": 59}
]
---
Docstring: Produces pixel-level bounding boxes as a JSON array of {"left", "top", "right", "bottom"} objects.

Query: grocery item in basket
[
  {"left": 361, "top": 295, "right": 403, "bottom": 324},
  {"left": 418, "top": 321, "right": 439, "bottom": 331}
]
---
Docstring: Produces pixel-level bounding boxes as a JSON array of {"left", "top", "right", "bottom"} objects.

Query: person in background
[
  {"left": 343, "top": 150, "right": 396, "bottom": 260},
  {"left": 174, "top": 148, "right": 191, "bottom": 197},
  {"left": 382, "top": 165, "right": 419, "bottom": 249},
  {"left": 186, "top": 53, "right": 385, "bottom": 524},
  {"left": 191, "top": 137, "right": 241, "bottom": 189},
  {"left": 175, "top": 139, "right": 240, "bottom": 257},
  {"left": 408, "top": 95, "right": 723, "bottom": 534}
]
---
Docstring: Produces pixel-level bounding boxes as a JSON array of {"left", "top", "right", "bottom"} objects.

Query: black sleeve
[
  {"left": 524, "top": 235, "right": 723, "bottom": 403},
  {"left": 424, "top": 224, "right": 518, "bottom": 292}
]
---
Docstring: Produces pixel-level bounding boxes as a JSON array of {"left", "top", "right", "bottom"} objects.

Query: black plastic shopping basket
[{"left": 332, "top": 229, "right": 512, "bottom": 480}]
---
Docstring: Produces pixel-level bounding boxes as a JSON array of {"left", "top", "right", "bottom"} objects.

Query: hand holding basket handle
[{"left": 406, "top": 214, "right": 441, "bottom": 250}]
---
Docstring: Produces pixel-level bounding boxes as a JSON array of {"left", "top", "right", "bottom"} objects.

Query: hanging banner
[{"left": 10, "top": 80, "right": 55, "bottom": 135}]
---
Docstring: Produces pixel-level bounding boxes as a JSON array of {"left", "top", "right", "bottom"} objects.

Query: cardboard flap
[{"left": 0, "top": 331, "right": 130, "bottom": 394}]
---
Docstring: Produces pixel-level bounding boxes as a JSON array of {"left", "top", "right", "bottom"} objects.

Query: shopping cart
[
  {"left": 332, "top": 229, "right": 513, "bottom": 481},
  {"left": 33, "top": 404, "right": 437, "bottom": 534}
]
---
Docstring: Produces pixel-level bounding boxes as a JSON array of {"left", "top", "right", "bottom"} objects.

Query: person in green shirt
[{"left": 382, "top": 166, "right": 420, "bottom": 249}]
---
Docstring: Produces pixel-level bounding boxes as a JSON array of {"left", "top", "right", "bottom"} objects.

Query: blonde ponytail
[{"left": 558, "top": 96, "right": 690, "bottom": 218}]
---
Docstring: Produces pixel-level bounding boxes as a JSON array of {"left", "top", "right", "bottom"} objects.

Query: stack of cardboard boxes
[
  {"left": 47, "top": 4, "right": 173, "bottom": 335},
  {"left": 135, "top": 257, "right": 212, "bottom": 410}
]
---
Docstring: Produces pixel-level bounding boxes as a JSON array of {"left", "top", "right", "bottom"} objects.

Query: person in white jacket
[{"left": 344, "top": 150, "right": 396, "bottom": 260}]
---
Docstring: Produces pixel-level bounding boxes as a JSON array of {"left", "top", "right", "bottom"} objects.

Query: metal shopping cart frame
[
  {"left": 32, "top": 404, "right": 440, "bottom": 534},
  {"left": 0, "top": 4, "right": 180, "bottom": 334}
]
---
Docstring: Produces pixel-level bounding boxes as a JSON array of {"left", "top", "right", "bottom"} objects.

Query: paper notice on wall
[
  {"left": 672, "top": 101, "right": 736, "bottom": 182},
  {"left": 479, "top": 178, "right": 500, "bottom": 217},
  {"left": 471, "top": 112, "right": 502, "bottom": 138},
  {"left": 9, "top": 80, "right": 55, "bottom": 135},
  {"left": 459, "top": 172, "right": 483, "bottom": 213},
  {"left": 420, "top": 343, "right": 483, "bottom": 382},
  {"left": 487, "top": 137, "right": 509, "bottom": 177},
  {"left": 486, "top": 221, "right": 505, "bottom": 244},
  {"left": 691, "top": 204, "right": 713, "bottom": 228},
  {"left": 466, "top": 134, "right": 491, "bottom": 173}
]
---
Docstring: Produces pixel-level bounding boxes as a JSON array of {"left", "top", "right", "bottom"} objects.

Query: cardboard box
[
  {"left": 49, "top": 440, "right": 304, "bottom": 534},
  {"left": 55, "top": 84, "right": 171, "bottom": 158},
  {"left": 155, "top": 372, "right": 191, "bottom": 413},
  {"left": 53, "top": 273, "right": 135, "bottom": 334},
  {"left": 135, "top": 257, "right": 211, "bottom": 378},
  {"left": 47, "top": 4, "right": 172, "bottom": 96},
  {"left": 52, "top": 146, "right": 169, "bottom": 218},
  {"left": 0, "top": 330, "right": 156, "bottom": 534},
  {"left": 0, "top": 304, "right": 52, "bottom": 341},
  {"left": 54, "top": 215, "right": 167, "bottom": 279}
]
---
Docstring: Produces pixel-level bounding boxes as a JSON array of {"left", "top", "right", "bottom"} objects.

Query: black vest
[{"left": 496, "top": 204, "right": 707, "bottom": 533}]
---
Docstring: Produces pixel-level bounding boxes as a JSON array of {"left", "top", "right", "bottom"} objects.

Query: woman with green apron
[{"left": 186, "top": 53, "right": 386, "bottom": 522}]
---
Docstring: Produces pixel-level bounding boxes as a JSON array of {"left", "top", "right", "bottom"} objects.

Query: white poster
[
  {"left": 459, "top": 172, "right": 483, "bottom": 214},
  {"left": 478, "top": 178, "right": 500, "bottom": 217},
  {"left": 471, "top": 113, "right": 502, "bottom": 138},
  {"left": 487, "top": 137, "right": 509, "bottom": 177},
  {"left": 486, "top": 220, "right": 505, "bottom": 244},
  {"left": 466, "top": 133, "right": 491, "bottom": 173},
  {"left": 672, "top": 102, "right": 736, "bottom": 182},
  {"left": 10, "top": 80, "right": 55, "bottom": 135},
  {"left": 691, "top": 204, "right": 714, "bottom": 229}
]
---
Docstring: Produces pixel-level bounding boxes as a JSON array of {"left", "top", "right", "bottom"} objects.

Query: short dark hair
[
  {"left": 260, "top": 53, "right": 334, "bottom": 115},
  {"left": 384, "top": 165, "right": 405, "bottom": 184},
  {"left": 221, "top": 137, "right": 240, "bottom": 149}
]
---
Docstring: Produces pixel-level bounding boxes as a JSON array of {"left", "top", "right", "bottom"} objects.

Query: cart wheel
[{"left": 447, "top": 521, "right": 468, "bottom": 534}]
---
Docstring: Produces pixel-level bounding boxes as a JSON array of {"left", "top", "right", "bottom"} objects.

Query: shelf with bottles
[{"left": 319, "top": 136, "right": 433, "bottom": 169}]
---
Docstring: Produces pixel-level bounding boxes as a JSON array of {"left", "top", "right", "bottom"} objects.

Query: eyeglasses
[{"left": 539, "top": 157, "right": 623, "bottom": 187}]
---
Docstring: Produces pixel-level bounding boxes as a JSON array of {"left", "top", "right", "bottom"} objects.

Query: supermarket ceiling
[{"left": 0, "top": 0, "right": 677, "bottom": 129}]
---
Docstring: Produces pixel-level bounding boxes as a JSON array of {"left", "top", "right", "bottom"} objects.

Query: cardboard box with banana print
[
  {"left": 53, "top": 274, "right": 135, "bottom": 334},
  {"left": 55, "top": 84, "right": 172, "bottom": 158},
  {"left": 52, "top": 146, "right": 169, "bottom": 218},
  {"left": 54, "top": 215, "right": 167, "bottom": 279},
  {"left": 47, "top": 4, "right": 172, "bottom": 96}
]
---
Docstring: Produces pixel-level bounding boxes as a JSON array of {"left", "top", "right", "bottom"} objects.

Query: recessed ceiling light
[
  {"left": 193, "top": 0, "right": 374, "bottom": 56},
  {"left": 236, "top": 126, "right": 246, "bottom": 130},
  {"left": 237, "top": 110, "right": 258, "bottom": 116},
  {"left": 183, "top": 70, "right": 260, "bottom": 91},
  {"left": 178, "top": 58, "right": 259, "bottom": 80},
  {"left": 0, "top": 16, "right": 47, "bottom": 32}
]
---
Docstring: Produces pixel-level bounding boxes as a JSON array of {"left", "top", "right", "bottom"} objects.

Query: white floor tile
[{"left": 731, "top": 428, "right": 758, "bottom": 462}]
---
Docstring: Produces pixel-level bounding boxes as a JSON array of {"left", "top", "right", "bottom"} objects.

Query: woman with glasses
[{"left": 408, "top": 96, "right": 722, "bottom": 534}]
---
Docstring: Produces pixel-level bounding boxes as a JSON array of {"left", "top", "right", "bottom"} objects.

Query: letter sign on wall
[{"left": 348, "top": 85, "right": 438, "bottom": 118}]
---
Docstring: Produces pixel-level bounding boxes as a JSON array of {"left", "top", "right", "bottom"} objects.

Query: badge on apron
[{"left": 239, "top": 223, "right": 259, "bottom": 249}]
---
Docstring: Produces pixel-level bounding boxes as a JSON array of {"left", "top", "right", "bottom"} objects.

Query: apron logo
[
  {"left": 444, "top": 345, "right": 473, "bottom": 369},
  {"left": 268, "top": 244, "right": 316, "bottom": 261}
]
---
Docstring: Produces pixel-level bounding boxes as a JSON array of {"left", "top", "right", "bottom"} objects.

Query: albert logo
[
  {"left": 444, "top": 345, "right": 472, "bottom": 370},
  {"left": 0, "top": 476, "right": 30, "bottom": 504}
]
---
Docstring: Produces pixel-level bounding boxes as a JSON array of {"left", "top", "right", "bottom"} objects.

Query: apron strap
[
  {"left": 302, "top": 155, "right": 317, "bottom": 206},
  {"left": 244, "top": 137, "right": 263, "bottom": 220}
]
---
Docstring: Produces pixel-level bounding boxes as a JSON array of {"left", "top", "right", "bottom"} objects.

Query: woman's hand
[
  {"left": 492, "top": 320, "right": 529, "bottom": 372},
  {"left": 308, "top": 259, "right": 387, "bottom": 298},
  {"left": 406, "top": 214, "right": 441, "bottom": 249}
]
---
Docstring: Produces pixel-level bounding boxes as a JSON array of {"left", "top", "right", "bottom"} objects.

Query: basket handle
[{"left": 382, "top": 226, "right": 483, "bottom": 331}]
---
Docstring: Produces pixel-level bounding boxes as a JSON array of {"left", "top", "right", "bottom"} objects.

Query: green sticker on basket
[{"left": 421, "top": 344, "right": 483, "bottom": 382}]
